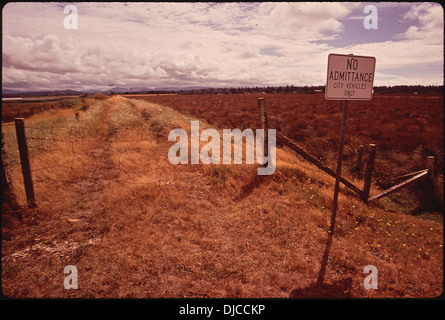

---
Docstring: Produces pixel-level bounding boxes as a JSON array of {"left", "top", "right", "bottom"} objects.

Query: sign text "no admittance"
[{"left": 325, "top": 54, "right": 376, "bottom": 100}]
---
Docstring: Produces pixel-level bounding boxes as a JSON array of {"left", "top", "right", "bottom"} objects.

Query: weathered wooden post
[
  {"left": 257, "top": 98, "right": 268, "bottom": 165},
  {"left": 426, "top": 156, "right": 435, "bottom": 180},
  {"left": 425, "top": 156, "right": 436, "bottom": 211},
  {"left": 362, "top": 144, "right": 376, "bottom": 202},
  {"left": 1, "top": 132, "right": 19, "bottom": 210},
  {"left": 14, "top": 118, "right": 36, "bottom": 208},
  {"left": 356, "top": 145, "right": 364, "bottom": 179}
]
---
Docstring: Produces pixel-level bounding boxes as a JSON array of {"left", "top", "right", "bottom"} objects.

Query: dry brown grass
[
  {"left": 128, "top": 93, "right": 444, "bottom": 214},
  {"left": 1, "top": 95, "right": 443, "bottom": 298},
  {"left": 1, "top": 96, "right": 93, "bottom": 123}
]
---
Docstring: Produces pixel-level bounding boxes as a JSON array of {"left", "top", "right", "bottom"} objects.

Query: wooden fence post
[
  {"left": 14, "top": 118, "right": 36, "bottom": 208},
  {"left": 356, "top": 145, "right": 364, "bottom": 179},
  {"left": 425, "top": 156, "right": 436, "bottom": 210},
  {"left": 257, "top": 98, "right": 268, "bottom": 165},
  {"left": 1, "top": 132, "right": 19, "bottom": 210},
  {"left": 362, "top": 144, "right": 376, "bottom": 202},
  {"left": 426, "top": 156, "right": 435, "bottom": 180}
]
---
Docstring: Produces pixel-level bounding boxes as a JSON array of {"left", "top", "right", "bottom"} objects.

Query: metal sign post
[
  {"left": 330, "top": 99, "right": 348, "bottom": 234},
  {"left": 324, "top": 53, "right": 375, "bottom": 232},
  {"left": 316, "top": 53, "right": 375, "bottom": 288},
  {"left": 316, "top": 99, "right": 348, "bottom": 287}
]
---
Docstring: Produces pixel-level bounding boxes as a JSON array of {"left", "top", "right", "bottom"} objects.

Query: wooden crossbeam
[
  {"left": 393, "top": 169, "right": 429, "bottom": 181},
  {"left": 274, "top": 129, "right": 363, "bottom": 197},
  {"left": 368, "top": 169, "right": 428, "bottom": 202}
]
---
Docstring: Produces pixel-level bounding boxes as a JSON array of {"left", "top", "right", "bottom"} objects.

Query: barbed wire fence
[{"left": 2, "top": 118, "right": 201, "bottom": 208}]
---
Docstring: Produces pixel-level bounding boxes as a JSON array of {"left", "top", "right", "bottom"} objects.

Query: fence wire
[{"left": 21, "top": 124, "right": 193, "bottom": 189}]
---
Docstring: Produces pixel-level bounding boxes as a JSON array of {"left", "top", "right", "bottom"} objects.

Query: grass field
[
  {"left": 1, "top": 93, "right": 443, "bottom": 298},
  {"left": 1, "top": 96, "right": 88, "bottom": 123},
  {"left": 127, "top": 93, "right": 444, "bottom": 214}
]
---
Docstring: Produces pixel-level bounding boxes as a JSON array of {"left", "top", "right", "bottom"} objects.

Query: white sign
[{"left": 325, "top": 53, "right": 376, "bottom": 100}]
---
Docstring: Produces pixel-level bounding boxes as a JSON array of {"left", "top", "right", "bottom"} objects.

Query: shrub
[
  {"left": 94, "top": 93, "right": 108, "bottom": 100},
  {"left": 141, "top": 109, "right": 152, "bottom": 121},
  {"left": 149, "top": 119, "right": 166, "bottom": 138}
]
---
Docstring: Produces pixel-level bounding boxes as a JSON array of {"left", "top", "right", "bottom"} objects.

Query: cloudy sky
[{"left": 2, "top": 2, "right": 443, "bottom": 92}]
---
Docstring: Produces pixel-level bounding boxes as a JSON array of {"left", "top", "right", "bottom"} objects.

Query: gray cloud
[{"left": 2, "top": 2, "right": 443, "bottom": 92}]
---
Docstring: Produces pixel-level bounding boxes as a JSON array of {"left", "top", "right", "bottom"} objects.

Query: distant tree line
[
  {"left": 372, "top": 85, "right": 443, "bottom": 94},
  {"left": 3, "top": 85, "right": 442, "bottom": 98},
  {"left": 145, "top": 85, "right": 443, "bottom": 95},
  {"left": 175, "top": 85, "right": 325, "bottom": 95}
]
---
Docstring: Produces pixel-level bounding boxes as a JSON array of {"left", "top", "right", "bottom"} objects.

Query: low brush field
[
  {"left": 1, "top": 93, "right": 443, "bottom": 298},
  {"left": 1, "top": 96, "right": 87, "bottom": 122},
  {"left": 127, "top": 93, "right": 444, "bottom": 214}
]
